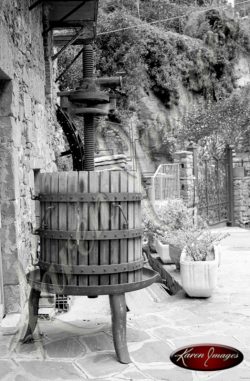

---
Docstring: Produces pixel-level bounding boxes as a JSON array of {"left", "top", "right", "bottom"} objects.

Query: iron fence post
[
  {"left": 226, "top": 144, "right": 235, "bottom": 226},
  {"left": 187, "top": 143, "right": 198, "bottom": 208}
]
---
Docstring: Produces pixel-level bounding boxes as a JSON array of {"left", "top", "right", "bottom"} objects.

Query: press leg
[
  {"left": 20, "top": 288, "right": 41, "bottom": 343},
  {"left": 109, "top": 293, "right": 131, "bottom": 364}
]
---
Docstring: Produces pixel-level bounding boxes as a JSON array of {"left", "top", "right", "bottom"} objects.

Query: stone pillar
[
  {"left": 173, "top": 150, "right": 196, "bottom": 208},
  {"left": 232, "top": 153, "right": 250, "bottom": 226},
  {"left": 233, "top": 171, "right": 250, "bottom": 227}
]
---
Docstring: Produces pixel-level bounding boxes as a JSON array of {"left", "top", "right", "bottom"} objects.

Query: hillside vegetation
[{"left": 58, "top": 0, "right": 250, "bottom": 167}]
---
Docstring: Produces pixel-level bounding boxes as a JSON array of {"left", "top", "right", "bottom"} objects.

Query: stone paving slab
[
  {"left": 0, "top": 228, "right": 250, "bottom": 380},
  {"left": 78, "top": 332, "right": 114, "bottom": 353},
  {"left": 76, "top": 353, "right": 129, "bottom": 378},
  {"left": 44, "top": 337, "right": 87, "bottom": 359},
  {"left": 0, "top": 360, "right": 18, "bottom": 380},
  {"left": 130, "top": 340, "right": 173, "bottom": 364},
  {"left": 17, "top": 360, "right": 85, "bottom": 380},
  {"left": 141, "top": 367, "right": 193, "bottom": 381}
]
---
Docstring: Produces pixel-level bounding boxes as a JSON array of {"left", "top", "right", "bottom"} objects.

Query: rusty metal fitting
[
  {"left": 69, "top": 90, "right": 109, "bottom": 105},
  {"left": 96, "top": 76, "right": 122, "bottom": 89}
]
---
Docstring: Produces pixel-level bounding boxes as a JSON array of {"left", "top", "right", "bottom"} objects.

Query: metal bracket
[
  {"left": 112, "top": 203, "right": 128, "bottom": 229},
  {"left": 28, "top": 222, "right": 40, "bottom": 236},
  {"left": 30, "top": 188, "right": 40, "bottom": 201}
]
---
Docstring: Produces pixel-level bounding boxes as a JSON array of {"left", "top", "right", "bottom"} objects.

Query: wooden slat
[
  {"left": 99, "top": 171, "right": 110, "bottom": 285},
  {"left": 78, "top": 171, "right": 89, "bottom": 286},
  {"left": 50, "top": 173, "right": 59, "bottom": 265},
  {"left": 134, "top": 172, "right": 142, "bottom": 282},
  {"left": 119, "top": 171, "right": 128, "bottom": 284},
  {"left": 127, "top": 172, "right": 135, "bottom": 283},
  {"left": 143, "top": 244, "right": 182, "bottom": 295},
  {"left": 110, "top": 171, "right": 120, "bottom": 284},
  {"left": 67, "top": 172, "right": 78, "bottom": 286},
  {"left": 58, "top": 172, "right": 68, "bottom": 285},
  {"left": 88, "top": 171, "right": 99, "bottom": 286}
]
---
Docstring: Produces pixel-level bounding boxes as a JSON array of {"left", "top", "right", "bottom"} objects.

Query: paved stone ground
[{"left": 0, "top": 227, "right": 250, "bottom": 381}]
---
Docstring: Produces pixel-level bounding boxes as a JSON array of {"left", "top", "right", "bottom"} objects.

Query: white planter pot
[
  {"left": 155, "top": 239, "right": 171, "bottom": 264},
  {"left": 180, "top": 245, "right": 219, "bottom": 298}
]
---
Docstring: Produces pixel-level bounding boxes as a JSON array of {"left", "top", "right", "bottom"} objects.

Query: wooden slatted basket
[{"left": 37, "top": 170, "right": 143, "bottom": 288}]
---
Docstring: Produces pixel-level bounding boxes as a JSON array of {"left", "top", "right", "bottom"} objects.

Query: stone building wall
[{"left": 0, "top": 1, "right": 64, "bottom": 313}]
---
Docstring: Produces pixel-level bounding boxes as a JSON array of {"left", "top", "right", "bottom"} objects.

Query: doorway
[{"left": 0, "top": 69, "right": 12, "bottom": 318}]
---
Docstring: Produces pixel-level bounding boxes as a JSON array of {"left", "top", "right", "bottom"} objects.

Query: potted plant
[
  {"left": 142, "top": 199, "right": 207, "bottom": 270},
  {"left": 180, "top": 231, "right": 229, "bottom": 298}
]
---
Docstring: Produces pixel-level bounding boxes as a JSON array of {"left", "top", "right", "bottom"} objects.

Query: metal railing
[{"left": 151, "top": 164, "right": 180, "bottom": 203}]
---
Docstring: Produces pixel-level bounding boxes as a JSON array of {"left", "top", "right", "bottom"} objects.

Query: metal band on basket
[
  {"left": 37, "top": 228, "right": 143, "bottom": 240},
  {"left": 38, "top": 192, "right": 142, "bottom": 202},
  {"left": 38, "top": 259, "right": 144, "bottom": 275}
]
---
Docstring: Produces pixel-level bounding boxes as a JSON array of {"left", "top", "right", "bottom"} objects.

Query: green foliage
[
  {"left": 239, "top": 18, "right": 250, "bottom": 52},
  {"left": 96, "top": 5, "right": 248, "bottom": 114},
  {"left": 142, "top": 199, "right": 196, "bottom": 232},
  {"left": 142, "top": 199, "right": 207, "bottom": 251},
  {"left": 142, "top": 198, "right": 228, "bottom": 260},
  {"left": 185, "top": 231, "right": 229, "bottom": 261},
  {"left": 58, "top": 2, "right": 247, "bottom": 105},
  {"left": 57, "top": 1, "right": 250, "bottom": 163},
  {"left": 179, "top": 86, "right": 250, "bottom": 155},
  {"left": 57, "top": 45, "right": 82, "bottom": 90}
]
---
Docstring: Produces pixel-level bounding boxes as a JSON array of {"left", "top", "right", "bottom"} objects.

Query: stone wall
[
  {"left": 173, "top": 150, "right": 196, "bottom": 208},
  {"left": 0, "top": 1, "right": 64, "bottom": 313},
  {"left": 233, "top": 154, "right": 250, "bottom": 226}
]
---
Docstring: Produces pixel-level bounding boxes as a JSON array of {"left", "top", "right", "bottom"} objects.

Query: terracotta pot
[{"left": 180, "top": 245, "right": 219, "bottom": 297}]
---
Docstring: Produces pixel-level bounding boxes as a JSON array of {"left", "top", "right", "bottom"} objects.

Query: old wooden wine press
[{"left": 23, "top": 29, "right": 160, "bottom": 362}]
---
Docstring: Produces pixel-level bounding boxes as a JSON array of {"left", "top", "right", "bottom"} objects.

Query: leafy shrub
[
  {"left": 185, "top": 230, "right": 229, "bottom": 261},
  {"left": 179, "top": 85, "right": 250, "bottom": 155},
  {"left": 142, "top": 198, "right": 207, "bottom": 251},
  {"left": 58, "top": 3, "right": 248, "bottom": 113}
]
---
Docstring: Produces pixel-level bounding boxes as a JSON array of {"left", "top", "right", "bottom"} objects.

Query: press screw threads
[
  {"left": 82, "top": 45, "right": 95, "bottom": 171},
  {"left": 82, "top": 45, "right": 94, "bottom": 79}
]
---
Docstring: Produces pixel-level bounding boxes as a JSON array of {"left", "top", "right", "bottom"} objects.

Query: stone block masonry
[
  {"left": 173, "top": 150, "right": 197, "bottom": 208},
  {"left": 232, "top": 154, "right": 250, "bottom": 227},
  {"left": 0, "top": 1, "right": 65, "bottom": 314}
]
